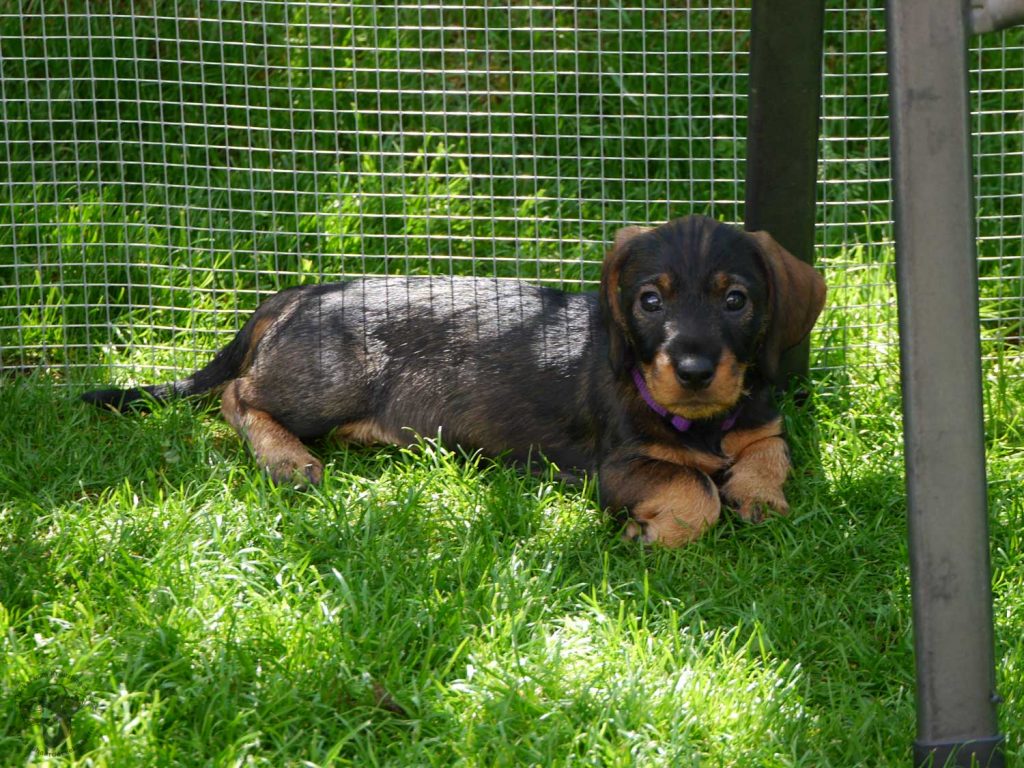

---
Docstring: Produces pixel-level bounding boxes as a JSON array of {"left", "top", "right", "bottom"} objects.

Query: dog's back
[
  {"left": 237, "top": 277, "right": 605, "bottom": 466},
  {"left": 84, "top": 277, "right": 607, "bottom": 474}
]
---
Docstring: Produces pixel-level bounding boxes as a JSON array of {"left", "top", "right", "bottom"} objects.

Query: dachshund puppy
[{"left": 83, "top": 215, "right": 826, "bottom": 547}]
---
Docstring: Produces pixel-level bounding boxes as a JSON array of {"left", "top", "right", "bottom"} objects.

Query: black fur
[{"left": 82, "top": 215, "right": 826, "bottom": 546}]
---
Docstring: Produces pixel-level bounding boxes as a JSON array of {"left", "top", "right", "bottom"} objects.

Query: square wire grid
[{"left": 0, "top": 1, "right": 1021, "bottom": 383}]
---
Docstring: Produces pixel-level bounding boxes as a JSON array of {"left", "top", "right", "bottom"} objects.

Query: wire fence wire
[{"left": 0, "top": 1, "right": 1021, "bottom": 384}]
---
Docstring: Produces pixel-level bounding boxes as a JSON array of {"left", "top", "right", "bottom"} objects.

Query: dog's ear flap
[
  {"left": 748, "top": 231, "right": 827, "bottom": 383},
  {"left": 599, "top": 226, "right": 648, "bottom": 375}
]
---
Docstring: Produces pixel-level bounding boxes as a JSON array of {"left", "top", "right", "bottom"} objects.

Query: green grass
[
  {"left": 2, "top": 2, "right": 1024, "bottom": 765},
  {"left": 2, "top": 262, "right": 1024, "bottom": 766}
]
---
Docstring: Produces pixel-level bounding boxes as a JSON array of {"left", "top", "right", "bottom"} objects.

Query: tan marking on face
[
  {"left": 641, "top": 349, "right": 747, "bottom": 420},
  {"left": 720, "top": 433, "right": 790, "bottom": 522},
  {"left": 642, "top": 443, "right": 729, "bottom": 476},
  {"left": 221, "top": 379, "right": 323, "bottom": 486},
  {"left": 641, "top": 350, "right": 682, "bottom": 407},
  {"left": 653, "top": 274, "right": 673, "bottom": 294},
  {"left": 333, "top": 419, "right": 404, "bottom": 447},
  {"left": 628, "top": 469, "right": 721, "bottom": 547}
]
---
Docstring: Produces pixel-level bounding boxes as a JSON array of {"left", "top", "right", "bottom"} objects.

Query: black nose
[{"left": 675, "top": 355, "right": 715, "bottom": 389}]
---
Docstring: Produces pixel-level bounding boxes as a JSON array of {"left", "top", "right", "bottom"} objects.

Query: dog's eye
[
  {"left": 639, "top": 291, "right": 663, "bottom": 312},
  {"left": 724, "top": 290, "right": 747, "bottom": 312}
]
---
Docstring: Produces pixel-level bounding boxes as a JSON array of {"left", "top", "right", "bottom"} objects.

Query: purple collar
[{"left": 631, "top": 367, "right": 740, "bottom": 433}]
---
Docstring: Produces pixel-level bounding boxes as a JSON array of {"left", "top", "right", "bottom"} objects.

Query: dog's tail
[{"left": 81, "top": 322, "right": 254, "bottom": 413}]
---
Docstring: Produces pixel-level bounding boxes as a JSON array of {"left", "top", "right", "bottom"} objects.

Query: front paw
[
  {"left": 720, "top": 477, "right": 788, "bottom": 523},
  {"left": 622, "top": 472, "right": 722, "bottom": 548}
]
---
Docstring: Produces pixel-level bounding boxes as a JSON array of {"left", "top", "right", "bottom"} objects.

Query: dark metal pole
[
  {"left": 886, "top": 1, "right": 1005, "bottom": 765},
  {"left": 744, "top": 0, "right": 825, "bottom": 383}
]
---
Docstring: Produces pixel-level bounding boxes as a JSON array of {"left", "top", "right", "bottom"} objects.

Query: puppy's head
[{"left": 600, "top": 215, "right": 825, "bottom": 420}]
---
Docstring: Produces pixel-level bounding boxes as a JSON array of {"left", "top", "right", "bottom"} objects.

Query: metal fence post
[
  {"left": 744, "top": 0, "right": 825, "bottom": 384},
  {"left": 885, "top": 1, "right": 1005, "bottom": 765}
]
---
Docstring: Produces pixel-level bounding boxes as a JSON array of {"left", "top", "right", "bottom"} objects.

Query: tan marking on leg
[
  {"left": 602, "top": 454, "right": 721, "bottom": 548},
  {"left": 333, "top": 419, "right": 404, "bottom": 447},
  {"left": 221, "top": 379, "right": 323, "bottom": 486},
  {"left": 628, "top": 468, "right": 721, "bottom": 547},
  {"left": 720, "top": 434, "right": 790, "bottom": 522},
  {"left": 642, "top": 443, "right": 729, "bottom": 476},
  {"left": 721, "top": 417, "right": 784, "bottom": 459}
]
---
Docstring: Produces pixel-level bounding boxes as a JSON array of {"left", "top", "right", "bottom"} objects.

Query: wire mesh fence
[{"left": 0, "top": 1, "right": 1021, "bottom": 386}]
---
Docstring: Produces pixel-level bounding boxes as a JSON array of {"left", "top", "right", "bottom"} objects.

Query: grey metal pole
[
  {"left": 743, "top": 0, "right": 825, "bottom": 384},
  {"left": 885, "top": 1, "right": 1005, "bottom": 766},
  {"left": 970, "top": 0, "right": 1024, "bottom": 33}
]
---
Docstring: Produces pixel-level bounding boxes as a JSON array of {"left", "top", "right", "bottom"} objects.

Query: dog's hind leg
[{"left": 221, "top": 379, "right": 324, "bottom": 486}]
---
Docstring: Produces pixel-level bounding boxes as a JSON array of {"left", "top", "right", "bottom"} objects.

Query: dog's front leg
[
  {"left": 600, "top": 454, "right": 721, "bottom": 547},
  {"left": 720, "top": 421, "right": 790, "bottom": 523}
]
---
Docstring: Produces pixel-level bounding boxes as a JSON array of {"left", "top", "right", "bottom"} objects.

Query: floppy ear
[
  {"left": 599, "top": 226, "right": 649, "bottom": 375},
  {"left": 748, "top": 231, "right": 827, "bottom": 382}
]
